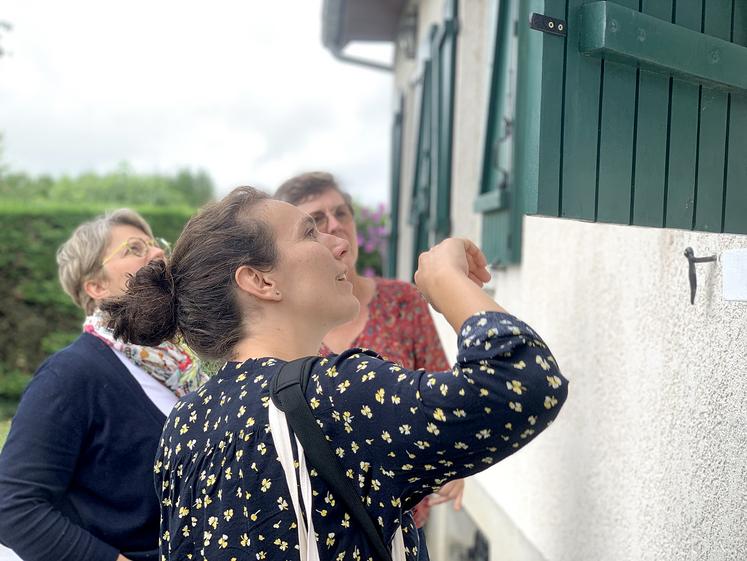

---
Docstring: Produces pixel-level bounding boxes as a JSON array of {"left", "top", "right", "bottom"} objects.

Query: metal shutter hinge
[{"left": 529, "top": 13, "right": 566, "bottom": 37}]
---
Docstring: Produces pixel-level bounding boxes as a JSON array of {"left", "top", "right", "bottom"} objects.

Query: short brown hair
[
  {"left": 275, "top": 171, "right": 354, "bottom": 212},
  {"left": 103, "top": 187, "right": 277, "bottom": 361}
]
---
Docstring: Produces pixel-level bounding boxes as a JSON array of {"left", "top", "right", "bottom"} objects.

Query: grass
[{"left": 0, "top": 418, "right": 10, "bottom": 450}]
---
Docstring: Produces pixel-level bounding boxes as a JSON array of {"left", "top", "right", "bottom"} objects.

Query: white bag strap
[
  {"left": 270, "top": 397, "right": 407, "bottom": 561},
  {"left": 269, "top": 399, "right": 320, "bottom": 561},
  {"left": 392, "top": 526, "right": 406, "bottom": 561}
]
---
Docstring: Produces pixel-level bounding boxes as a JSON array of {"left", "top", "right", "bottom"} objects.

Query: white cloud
[{"left": 0, "top": 0, "right": 394, "bottom": 205}]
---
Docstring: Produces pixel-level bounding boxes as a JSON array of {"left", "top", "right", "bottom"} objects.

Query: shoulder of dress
[{"left": 325, "top": 348, "right": 385, "bottom": 370}]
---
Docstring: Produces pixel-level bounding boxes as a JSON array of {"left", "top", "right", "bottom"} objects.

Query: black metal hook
[{"left": 684, "top": 247, "right": 717, "bottom": 305}]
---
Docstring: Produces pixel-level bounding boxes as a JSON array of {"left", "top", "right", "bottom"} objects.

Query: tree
[{"left": 0, "top": 161, "right": 215, "bottom": 206}]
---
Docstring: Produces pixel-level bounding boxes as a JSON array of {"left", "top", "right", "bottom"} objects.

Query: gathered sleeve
[{"left": 321, "top": 311, "right": 569, "bottom": 509}]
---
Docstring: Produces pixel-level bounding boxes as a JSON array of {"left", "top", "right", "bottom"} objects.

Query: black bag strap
[{"left": 270, "top": 357, "right": 394, "bottom": 561}]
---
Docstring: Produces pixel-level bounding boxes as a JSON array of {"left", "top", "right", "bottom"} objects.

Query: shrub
[{"left": 355, "top": 203, "right": 388, "bottom": 277}]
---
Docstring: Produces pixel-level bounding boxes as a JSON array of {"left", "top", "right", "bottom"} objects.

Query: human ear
[
  {"left": 234, "top": 266, "right": 282, "bottom": 302},
  {"left": 83, "top": 276, "right": 111, "bottom": 303}
]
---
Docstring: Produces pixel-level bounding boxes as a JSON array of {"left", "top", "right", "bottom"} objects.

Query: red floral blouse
[{"left": 320, "top": 277, "right": 450, "bottom": 371}]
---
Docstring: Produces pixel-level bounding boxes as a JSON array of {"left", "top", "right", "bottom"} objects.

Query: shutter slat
[
  {"left": 534, "top": 0, "right": 567, "bottom": 216},
  {"left": 664, "top": 0, "right": 703, "bottom": 229},
  {"left": 694, "top": 0, "right": 732, "bottom": 232},
  {"left": 723, "top": 0, "right": 747, "bottom": 234},
  {"left": 632, "top": 1, "right": 673, "bottom": 227},
  {"left": 562, "top": 0, "right": 602, "bottom": 220},
  {"left": 596, "top": 0, "right": 638, "bottom": 224},
  {"left": 432, "top": 2, "right": 458, "bottom": 242},
  {"left": 410, "top": 54, "right": 433, "bottom": 274},
  {"left": 388, "top": 97, "right": 404, "bottom": 278}
]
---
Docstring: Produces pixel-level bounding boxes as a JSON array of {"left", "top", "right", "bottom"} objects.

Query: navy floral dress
[{"left": 155, "top": 312, "right": 569, "bottom": 561}]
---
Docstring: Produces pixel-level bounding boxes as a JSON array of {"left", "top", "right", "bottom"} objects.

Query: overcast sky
[{"left": 0, "top": 0, "right": 394, "bottom": 205}]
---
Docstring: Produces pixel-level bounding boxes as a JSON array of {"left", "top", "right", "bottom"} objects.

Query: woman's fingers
[
  {"left": 464, "top": 239, "right": 488, "bottom": 267},
  {"left": 429, "top": 479, "right": 466, "bottom": 510},
  {"left": 453, "top": 491, "right": 463, "bottom": 511},
  {"left": 465, "top": 246, "right": 491, "bottom": 284},
  {"left": 467, "top": 272, "right": 484, "bottom": 287},
  {"left": 426, "top": 495, "right": 450, "bottom": 506}
]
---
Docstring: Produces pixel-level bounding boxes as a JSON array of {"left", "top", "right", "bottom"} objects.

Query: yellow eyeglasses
[{"left": 102, "top": 237, "right": 171, "bottom": 265}]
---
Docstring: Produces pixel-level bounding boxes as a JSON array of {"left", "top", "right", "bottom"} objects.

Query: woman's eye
[
  {"left": 126, "top": 242, "right": 145, "bottom": 256},
  {"left": 306, "top": 228, "right": 318, "bottom": 239}
]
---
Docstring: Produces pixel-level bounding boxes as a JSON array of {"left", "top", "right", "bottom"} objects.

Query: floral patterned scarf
[{"left": 84, "top": 309, "right": 208, "bottom": 397}]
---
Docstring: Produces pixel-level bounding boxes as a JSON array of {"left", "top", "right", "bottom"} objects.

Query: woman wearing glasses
[{"left": 0, "top": 209, "right": 207, "bottom": 561}]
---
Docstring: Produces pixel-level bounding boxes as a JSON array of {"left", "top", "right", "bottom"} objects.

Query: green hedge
[
  {"left": 0, "top": 418, "right": 10, "bottom": 451},
  {"left": 0, "top": 200, "right": 388, "bottom": 411},
  {"left": 0, "top": 202, "right": 195, "bottom": 402}
]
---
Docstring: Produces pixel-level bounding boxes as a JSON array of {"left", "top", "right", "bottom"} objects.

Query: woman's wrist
[{"left": 429, "top": 273, "right": 505, "bottom": 331}]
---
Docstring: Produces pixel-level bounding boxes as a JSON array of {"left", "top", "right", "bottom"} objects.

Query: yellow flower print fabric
[{"left": 155, "top": 311, "right": 568, "bottom": 561}]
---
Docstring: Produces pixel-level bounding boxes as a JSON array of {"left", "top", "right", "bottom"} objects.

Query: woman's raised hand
[
  {"left": 414, "top": 238, "right": 491, "bottom": 302},
  {"left": 414, "top": 238, "right": 504, "bottom": 331}
]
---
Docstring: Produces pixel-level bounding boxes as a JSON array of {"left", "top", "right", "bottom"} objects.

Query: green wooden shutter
[
  {"left": 409, "top": 4, "right": 460, "bottom": 273},
  {"left": 430, "top": 0, "right": 459, "bottom": 243},
  {"left": 515, "top": 0, "right": 747, "bottom": 234},
  {"left": 387, "top": 95, "right": 404, "bottom": 278},
  {"left": 409, "top": 41, "right": 434, "bottom": 275},
  {"left": 477, "top": 0, "right": 520, "bottom": 265}
]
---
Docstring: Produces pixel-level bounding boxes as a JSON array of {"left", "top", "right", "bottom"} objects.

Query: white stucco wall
[
  {"left": 462, "top": 218, "right": 747, "bottom": 561},
  {"left": 395, "top": 1, "right": 747, "bottom": 560}
]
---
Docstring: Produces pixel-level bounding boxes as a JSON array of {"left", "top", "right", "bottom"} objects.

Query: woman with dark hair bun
[{"left": 104, "top": 186, "right": 569, "bottom": 561}]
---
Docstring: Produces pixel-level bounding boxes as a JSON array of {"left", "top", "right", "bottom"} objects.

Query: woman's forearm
[{"left": 429, "top": 272, "right": 506, "bottom": 332}]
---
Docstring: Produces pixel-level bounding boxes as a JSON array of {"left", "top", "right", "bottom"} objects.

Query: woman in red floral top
[
  {"left": 276, "top": 173, "right": 463, "bottom": 557},
  {"left": 320, "top": 277, "right": 448, "bottom": 371},
  {"left": 275, "top": 172, "right": 449, "bottom": 372}
]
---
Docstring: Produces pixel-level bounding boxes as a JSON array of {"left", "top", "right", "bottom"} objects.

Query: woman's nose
[
  {"left": 149, "top": 245, "right": 166, "bottom": 261},
  {"left": 322, "top": 232, "right": 350, "bottom": 260},
  {"left": 326, "top": 213, "right": 343, "bottom": 234}
]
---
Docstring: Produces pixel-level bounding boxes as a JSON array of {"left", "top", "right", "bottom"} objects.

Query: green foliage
[
  {"left": 0, "top": 418, "right": 10, "bottom": 451},
  {"left": 0, "top": 202, "right": 195, "bottom": 401},
  {"left": 0, "top": 163, "right": 215, "bottom": 207},
  {"left": 0, "top": 371, "right": 30, "bottom": 400}
]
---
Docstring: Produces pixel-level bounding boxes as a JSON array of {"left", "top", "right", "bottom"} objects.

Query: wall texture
[
  {"left": 454, "top": 217, "right": 747, "bottom": 561},
  {"left": 396, "top": 1, "right": 747, "bottom": 559}
]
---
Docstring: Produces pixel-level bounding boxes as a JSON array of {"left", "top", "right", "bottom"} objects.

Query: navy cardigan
[{"left": 0, "top": 333, "right": 167, "bottom": 561}]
